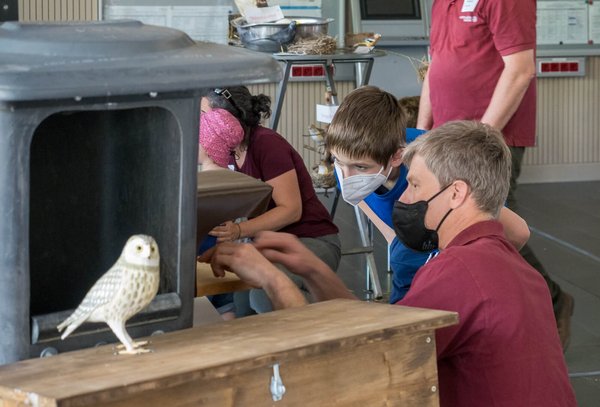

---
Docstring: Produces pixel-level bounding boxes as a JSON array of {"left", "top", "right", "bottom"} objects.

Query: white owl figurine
[{"left": 57, "top": 234, "right": 160, "bottom": 355}]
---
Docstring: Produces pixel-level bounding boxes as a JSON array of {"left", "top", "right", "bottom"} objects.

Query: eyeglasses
[{"left": 213, "top": 88, "right": 242, "bottom": 117}]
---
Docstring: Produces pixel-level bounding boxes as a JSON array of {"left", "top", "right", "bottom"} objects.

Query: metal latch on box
[{"left": 270, "top": 363, "right": 286, "bottom": 401}]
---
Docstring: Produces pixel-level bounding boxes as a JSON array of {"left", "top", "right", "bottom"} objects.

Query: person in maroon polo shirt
[
  {"left": 200, "top": 86, "right": 340, "bottom": 316},
  {"left": 201, "top": 121, "right": 576, "bottom": 406},
  {"left": 416, "top": 0, "right": 574, "bottom": 350}
]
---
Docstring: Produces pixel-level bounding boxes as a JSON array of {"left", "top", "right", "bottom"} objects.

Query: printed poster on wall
[
  {"left": 537, "top": 1, "right": 588, "bottom": 44},
  {"left": 589, "top": 1, "right": 600, "bottom": 44}
]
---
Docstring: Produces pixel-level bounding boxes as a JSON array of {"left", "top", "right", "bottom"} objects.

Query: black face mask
[{"left": 392, "top": 184, "right": 453, "bottom": 252}]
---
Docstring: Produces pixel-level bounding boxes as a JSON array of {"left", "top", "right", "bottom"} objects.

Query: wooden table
[
  {"left": 196, "top": 261, "right": 250, "bottom": 297},
  {"left": 0, "top": 299, "right": 457, "bottom": 406}
]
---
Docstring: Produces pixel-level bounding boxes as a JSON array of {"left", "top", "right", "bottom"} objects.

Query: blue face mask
[{"left": 392, "top": 184, "right": 453, "bottom": 252}]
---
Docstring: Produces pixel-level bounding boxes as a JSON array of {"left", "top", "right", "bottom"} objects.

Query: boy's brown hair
[{"left": 326, "top": 86, "right": 407, "bottom": 166}]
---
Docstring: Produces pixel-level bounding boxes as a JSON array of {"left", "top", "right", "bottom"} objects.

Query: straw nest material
[
  {"left": 286, "top": 35, "right": 337, "bottom": 55},
  {"left": 415, "top": 59, "right": 430, "bottom": 82}
]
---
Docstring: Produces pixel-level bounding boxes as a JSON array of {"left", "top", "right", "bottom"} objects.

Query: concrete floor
[{"left": 322, "top": 181, "right": 600, "bottom": 407}]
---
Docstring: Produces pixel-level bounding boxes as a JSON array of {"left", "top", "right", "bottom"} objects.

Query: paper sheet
[
  {"left": 104, "top": 5, "right": 232, "bottom": 44},
  {"left": 244, "top": 6, "right": 284, "bottom": 23},
  {"left": 316, "top": 104, "right": 339, "bottom": 124},
  {"left": 589, "top": 2, "right": 600, "bottom": 44},
  {"left": 537, "top": 1, "right": 588, "bottom": 45}
]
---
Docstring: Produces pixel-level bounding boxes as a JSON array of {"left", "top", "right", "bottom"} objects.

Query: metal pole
[
  {"left": 354, "top": 206, "right": 382, "bottom": 299},
  {"left": 270, "top": 61, "right": 292, "bottom": 131}
]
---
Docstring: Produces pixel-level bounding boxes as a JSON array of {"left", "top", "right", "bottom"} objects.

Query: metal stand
[
  {"left": 353, "top": 206, "right": 383, "bottom": 300},
  {"left": 270, "top": 50, "right": 385, "bottom": 131},
  {"left": 330, "top": 189, "right": 383, "bottom": 301}
]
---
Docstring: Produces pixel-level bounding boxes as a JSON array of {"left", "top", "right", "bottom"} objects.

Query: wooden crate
[{"left": 0, "top": 299, "right": 457, "bottom": 406}]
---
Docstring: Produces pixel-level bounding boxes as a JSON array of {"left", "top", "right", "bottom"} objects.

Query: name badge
[{"left": 461, "top": 0, "right": 479, "bottom": 12}]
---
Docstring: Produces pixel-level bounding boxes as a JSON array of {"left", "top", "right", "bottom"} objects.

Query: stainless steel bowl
[
  {"left": 286, "top": 17, "right": 334, "bottom": 39},
  {"left": 232, "top": 16, "right": 334, "bottom": 42}
]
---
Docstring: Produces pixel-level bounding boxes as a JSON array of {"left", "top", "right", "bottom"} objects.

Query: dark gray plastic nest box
[{"left": 0, "top": 19, "right": 281, "bottom": 365}]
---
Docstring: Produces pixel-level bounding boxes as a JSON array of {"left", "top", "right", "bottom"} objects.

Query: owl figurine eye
[{"left": 136, "top": 245, "right": 142, "bottom": 253}]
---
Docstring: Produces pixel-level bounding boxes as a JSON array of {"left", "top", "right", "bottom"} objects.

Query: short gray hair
[{"left": 403, "top": 121, "right": 511, "bottom": 216}]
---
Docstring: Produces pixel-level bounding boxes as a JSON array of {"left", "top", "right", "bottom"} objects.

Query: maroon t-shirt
[
  {"left": 428, "top": 0, "right": 536, "bottom": 147},
  {"left": 400, "top": 221, "right": 575, "bottom": 407},
  {"left": 234, "top": 126, "right": 338, "bottom": 238}
]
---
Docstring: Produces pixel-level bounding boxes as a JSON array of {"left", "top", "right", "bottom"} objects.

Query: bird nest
[
  {"left": 286, "top": 35, "right": 337, "bottom": 55},
  {"left": 402, "top": 54, "right": 429, "bottom": 82}
]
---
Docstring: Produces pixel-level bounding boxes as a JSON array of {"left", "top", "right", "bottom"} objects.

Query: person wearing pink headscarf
[
  {"left": 198, "top": 108, "right": 244, "bottom": 171},
  {"left": 200, "top": 86, "right": 340, "bottom": 315}
]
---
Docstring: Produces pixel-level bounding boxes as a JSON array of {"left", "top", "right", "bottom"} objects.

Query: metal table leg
[
  {"left": 354, "top": 206, "right": 383, "bottom": 300},
  {"left": 354, "top": 58, "right": 375, "bottom": 88},
  {"left": 323, "top": 59, "right": 338, "bottom": 105},
  {"left": 329, "top": 188, "right": 340, "bottom": 219},
  {"left": 270, "top": 61, "right": 292, "bottom": 131}
]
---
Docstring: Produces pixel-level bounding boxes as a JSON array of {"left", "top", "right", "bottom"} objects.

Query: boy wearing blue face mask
[{"left": 327, "top": 86, "right": 530, "bottom": 302}]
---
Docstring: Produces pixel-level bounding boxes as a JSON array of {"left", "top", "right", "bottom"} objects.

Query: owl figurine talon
[
  {"left": 114, "top": 340, "right": 150, "bottom": 350},
  {"left": 113, "top": 346, "right": 153, "bottom": 356},
  {"left": 57, "top": 235, "right": 160, "bottom": 356}
]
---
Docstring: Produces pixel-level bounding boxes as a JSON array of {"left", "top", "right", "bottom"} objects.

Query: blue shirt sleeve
[
  {"left": 389, "top": 237, "right": 433, "bottom": 303},
  {"left": 197, "top": 235, "right": 217, "bottom": 255},
  {"left": 406, "top": 127, "right": 426, "bottom": 143}
]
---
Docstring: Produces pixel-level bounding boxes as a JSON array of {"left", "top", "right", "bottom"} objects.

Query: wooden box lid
[
  {"left": 196, "top": 170, "right": 272, "bottom": 243},
  {"left": 0, "top": 299, "right": 457, "bottom": 406}
]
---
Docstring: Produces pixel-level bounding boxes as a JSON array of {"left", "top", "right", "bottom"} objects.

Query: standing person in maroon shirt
[
  {"left": 417, "top": 0, "right": 574, "bottom": 350},
  {"left": 201, "top": 86, "right": 340, "bottom": 314},
  {"left": 201, "top": 121, "right": 576, "bottom": 406}
]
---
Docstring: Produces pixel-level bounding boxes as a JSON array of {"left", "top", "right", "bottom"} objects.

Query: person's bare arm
[
  {"left": 357, "top": 201, "right": 396, "bottom": 244},
  {"left": 416, "top": 63, "right": 434, "bottom": 130},
  {"left": 498, "top": 207, "right": 530, "bottom": 250},
  {"left": 209, "top": 169, "right": 302, "bottom": 242},
  {"left": 480, "top": 49, "right": 535, "bottom": 130},
  {"left": 199, "top": 242, "right": 307, "bottom": 310},
  {"left": 254, "top": 231, "right": 358, "bottom": 302}
]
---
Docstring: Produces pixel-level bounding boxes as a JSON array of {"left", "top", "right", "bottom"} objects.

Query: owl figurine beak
[{"left": 139, "top": 245, "right": 152, "bottom": 259}]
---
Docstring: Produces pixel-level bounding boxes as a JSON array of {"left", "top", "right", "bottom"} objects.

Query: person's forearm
[
  {"left": 357, "top": 201, "right": 396, "bottom": 244},
  {"left": 239, "top": 206, "right": 301, "bottom": 238},
  {"left": 252, "top": 231, "right": 358, "bottom": 303},
  {"left": 480, "top": 50, "right": 535, "bottom": 130},
  {"left": 301, "top": 261, "right": 358, "bottom": 302},
  {"left": 264, "top": 272, "right": 308, "bottom": 309},
  {"left": 416, "top": 66, "right": 433, "bottom": 130},
  {"left": 498, "top": 207, "right": 530, "bottom": 250}
]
